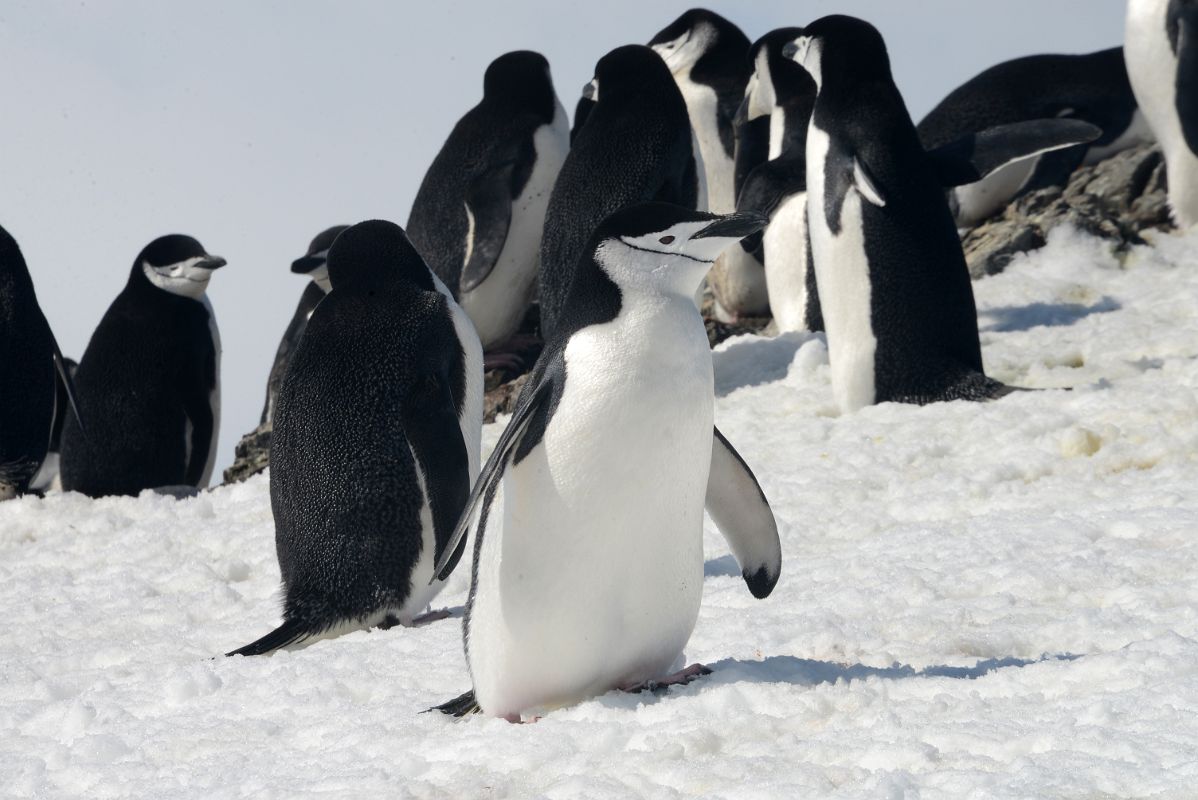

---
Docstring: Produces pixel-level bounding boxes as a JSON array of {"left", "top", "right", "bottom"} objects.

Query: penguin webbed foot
[
  {"left": 621, "top": 663, "right": 712, "bottom": 694},
  {"left": 426, "top": 689, "right": 482, "bottom": 717}
]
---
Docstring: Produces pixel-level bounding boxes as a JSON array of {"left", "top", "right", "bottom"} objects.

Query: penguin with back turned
[
  {"left": 259, "top": 225, "right": 346, "bottom": 427},
  {"left": 407, "top": 51, "right": 569, "bottom": 357},
  {"left": 432, "top": 203, "right": 780, "bottom": 719},
  {"left": 228, "top": 220, "right": 481, "bottom": 656},
  {"left": 919, "top": 47, "right": 1153, "bottom": 227},
  {"left": 784, "top": 16, "right": 1099, "bottom": 413},
  {"left": 537, "top": 45, "right": 701, "bottom": 341},
  {"left": 0, "top": 223, "right": 80, "bottom": 499},
  {"left": 1125, "top": 0, "right": 1198, "bottom": 228},
  {"left": 651, "top": 9, "right": 769, "bottom": 319},
  {"left": 60, "top": 235, "right": 226, "bottom": 497}
]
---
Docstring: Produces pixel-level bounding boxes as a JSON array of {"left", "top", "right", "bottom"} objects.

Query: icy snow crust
[{"left": 3, "top": 227, "right": 1197, "bottom": 797}]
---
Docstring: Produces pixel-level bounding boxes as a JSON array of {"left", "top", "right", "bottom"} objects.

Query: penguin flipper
[
  {"left": 225, "top": 618, "right": 312, "bottom": 657},
  {"left": 432, "top": 363, "right": 559, "bottom": 582},
  {"left": 926, "top": 119, "right": 1102, "bottom": 188},
  {"left": 460, "top": 160, "right": 517, "bottom": 293},
  {"left": 51, "top": 337, "right": 84, "bottom": 435},
  {"left": 705, "top": 426, "right": 781, "bottom": 599},
  {"left": 737, "top": 159, "right": 804, "bottom": 220},
  {"left": 426, "top": 689, "right": 482, "bottom": 716},
  {"left": 1175, "top": 1, "right": 1198, "bottom": 153}
]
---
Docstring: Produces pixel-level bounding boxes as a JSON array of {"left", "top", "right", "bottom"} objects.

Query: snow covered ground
[{"left": 2, "top": 226, "right": 1197, "bottom": 798}]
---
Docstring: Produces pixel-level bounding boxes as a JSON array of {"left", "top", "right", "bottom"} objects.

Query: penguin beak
[
  {"left": 582, "top": 79, "right": 598, "bottom": 102},
  {"left": 291, "top": 255, "right": 325, "bottom": 274},
  {"left": 198, "top": 255, "right": 227, "bottom": 271},
  {"left": 693, "top": 211, "right": 769, "bottom": 241},
  {"left": 734, "top": 93, "right": 751, "bottom": 127}
]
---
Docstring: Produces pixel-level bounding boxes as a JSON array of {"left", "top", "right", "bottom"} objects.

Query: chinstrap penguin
[
  {"left": 407, "top": 51, "right": 569, "bottom": 360},
  {"left": 228, "top": 220, "right": 483, "bottom": 657},
  {"left": 60, "top": 235, "right": 225, "bottom": 497},
  {"left": 785, "top": 17, "right": 1098, "bottom": 412},
  {"left": 1125, "top": 0, "right": 1198, "bottom": 228},
  {"left": 538, "top": 45, "right": 702, "bottom": 341},
  {"left": 259, "top": 225, "right": 346, "bottom": 427},
  {"left": 431, "top": 202, "right": 781, "bottom": 720}
]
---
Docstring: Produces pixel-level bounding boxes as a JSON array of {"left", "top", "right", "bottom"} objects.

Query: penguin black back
[{"left": 538, "top": 44, "right": 697, "bottom": 340}]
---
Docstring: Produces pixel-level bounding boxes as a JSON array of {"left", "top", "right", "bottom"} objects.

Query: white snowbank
[{"left": 2, "top": 227, "right": 1197, "bottom": 798}]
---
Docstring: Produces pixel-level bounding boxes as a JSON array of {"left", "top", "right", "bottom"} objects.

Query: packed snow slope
[{"left": 2, "top": 226, "right": 1197, "bottom": 798}]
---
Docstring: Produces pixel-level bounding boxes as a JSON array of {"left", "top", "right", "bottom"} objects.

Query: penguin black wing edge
[
  {"left": 460, "top": 160, "right": 518, "bottom": 293},
  {"left": 1174, "top": 0, "right": 1198, "bottom": 154},
  {"left": 926, "top": 119, "right": 1102, "bottom": 188},
  {"left": 705, "top": 426, "right": 781, "bottom": 599},
  {"left": 51, "top": 335, "right": 85, "bottom": 436}
]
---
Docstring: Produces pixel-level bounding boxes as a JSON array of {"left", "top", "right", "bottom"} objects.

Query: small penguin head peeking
[
  {"left": 290, "top": 225, "right": 349, "bottom": 294},
  {"left": 136, "top": 234, "right": 225, "bottom": 299},
  {"left": 783, "top": 15, "right": 891, "bottom": 93},
  {"left": 648, "top": 9, "right": 718, "bottom": 76},
  {"left": 740, "top": 26, "right": 812, "bottom": 124},
  {"left": 325, "top": 220, "right": 436, "bottom": 293},
  {"left": 592, "top": 202, "right": 767, "bottom": 296}
]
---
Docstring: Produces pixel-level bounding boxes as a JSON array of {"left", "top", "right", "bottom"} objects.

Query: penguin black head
[
  {"left": 739, "top": 27, "right": 816, "bottom": 125},
  {"left": 783, "top": 15, "right": 891, "bottom": 94},
  {"left": 649, "top": 9, "right": 746, "bottom": 78},
  {"left": 483, "top": 50, "right": 556, "bottom": 121},
  {"left": 326, "top": 220, "right": 435, "bottom": 293},
  {"left": 590, "top": 202, "right": 766, "bottom": 295},
  {"left": 291, "top": 225, "right": 349, "bottom": 292},
  {"left": 134, "top": 234, "right": 226, "bottom": 299},
  {"left": 585, "top": 45, "right": 674, "bottom": 105},
  {"left": 0, "top": 223, "right": 30, "bottom": 285}
]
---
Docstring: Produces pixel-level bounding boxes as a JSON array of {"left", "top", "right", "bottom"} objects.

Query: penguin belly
[
  {"left": 468, "top": 300, "right": 712, "bottom": 717},
  {"left": 460, "top": 114, "right": 569, "bottom": 348},
  {"left": 763, "top": 192, "right": 811, "bottom": 332},
  {"left": 806, "top": 123, "right": 878, "bottom": 413}
]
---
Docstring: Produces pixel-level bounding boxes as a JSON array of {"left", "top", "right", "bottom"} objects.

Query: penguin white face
[
  {"left": 652, "top": 23, "right": 714, "bottom": 76},
  {"left": 142, "top": 255, "right": 226, "bottom": 299},
  {"left": 302, "top": 251, "right": 332, "bottom": 292},
  {"left": 786, "top": 36, "right": 822, "bottom": 90},
  {"left": 582, "top": 78, "right": 599, "bottom": 103},
  {"left": 744, "top": 49, "right": 777, "bottom": 122}
]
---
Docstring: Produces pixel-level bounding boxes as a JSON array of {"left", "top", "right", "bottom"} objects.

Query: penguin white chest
[
  {"left": 678, "top": 79, "right": 733, "bottom": 212},
  {"left": 468, "top": 296, "right": 713, "bottom": 717},
  {"left": 763, "top": 191, "right": 812, "bottom": 332},
  {"left": 805, "top": 122, "right": 877, "bottom": 412},
  {"left": 198, "top": 294, "right": 221, "bottom": 488}
]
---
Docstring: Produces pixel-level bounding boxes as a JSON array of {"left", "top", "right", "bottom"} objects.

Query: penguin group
[{"left": 2, "top": 2, "right": 1195, "bottom": 723}]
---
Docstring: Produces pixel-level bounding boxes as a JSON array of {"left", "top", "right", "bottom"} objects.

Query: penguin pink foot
[{"left": 621, "top": 663, "right": 712, "bottom": 693}]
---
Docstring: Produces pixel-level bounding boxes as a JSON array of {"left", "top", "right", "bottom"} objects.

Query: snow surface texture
[{"left": 2, "top": 226, "right": 1197, "bottom": 797}]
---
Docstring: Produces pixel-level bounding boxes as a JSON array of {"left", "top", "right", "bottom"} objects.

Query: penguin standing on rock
[
  {"left": 433, "top": 203, "right": 781, "bottom": 720},
  {"left": 228, "top": 220, "right": 482, "bottom": 657},
  {"left": 1125, "top": 0, "right": 1198, "bottom": 228},
  {"left": 784, "top": 16, "right": 1100, "bottom": 413},
  {"left": 651, "top": 9, "right": 769, "bottom": 319},
  {"left": 259, "top": 225, "right": 346, "bottom": 426},
  {"left": 407, "top": 51, "right": 569, "bottom": 362},
  {"left": 0, "top": 223, "right": 80, "bottom": 500},
  {"left": 919, "top": 47, "right": 1153, "bottom": 228},
  {"left": 60, "top": 235, "right": 226, "bottom": 497},
  {"left": 538, "top": 45, "right": 701, "bottom": 341}
]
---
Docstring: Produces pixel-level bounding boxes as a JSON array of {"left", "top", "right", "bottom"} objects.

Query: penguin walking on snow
[
  {"left": 60, "top": 235, "right": 226, "bottom": 497},
  {"left": 784, "top": 17, "right": 1099, "bottom": 413},
  {"left": 0, "top": 223, "right": 80, "bottom": 500},
  {"left": 407, "top": 51, "right": 569, "bottom": 362},
  {"left": 919, "top": 47, "right": 1153, "bottom": 228},
  {"left": 432, "top": 203, "right": 781, "bottom": 720},
  {"left": 651, "top": 9, "right": 768, "bottom": 319},
  {"left": 259, "top": 225, "right": 346, "bottom": 426},
  {"left": 1125, "top": 0, "right": 1198, "bottom": 228},
  {"left": 228, "top": 220, "right": 483, "bottom": 657},
  {"left": 538, "top": 45, "right": 701, "bottom": 341}
]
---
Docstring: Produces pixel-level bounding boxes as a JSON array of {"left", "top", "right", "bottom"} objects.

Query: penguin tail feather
[
  {"left": 424, "top": 689, "right": 481, "bottom": 717},
  {"left": 225, "top": 619, "right": 312, "bottom": 657}
]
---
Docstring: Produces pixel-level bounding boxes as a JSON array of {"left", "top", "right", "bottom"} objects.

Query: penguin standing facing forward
[
  {"left": 0, "top": 223, "right": 80, "bottom": 499},
  {"left": 407, "top": 51, "right": 569, "bottom": 360},
  {"left": 1126, "top": 0, "right": 1198, "bottom": 228},
  {"left": 784, "top": 17, "right": 1099, "bottom": 412},
  {"left": 651, "top": 9, "right": 769, "bottom": 319},
  {"left": 433, "top": 203, "right": 781, "bottom": 720},
  {"left": 228, "top": 220, "right": 482, "bottom": 656},
  {"left": 60, "top": 235, "right": 225, "bottom": 497},
  {"left": 259, "top": 225, "right": 346, "bottom": 426},
  {"left": 537, "top": 45, "right": 701, "bottom": 341}
]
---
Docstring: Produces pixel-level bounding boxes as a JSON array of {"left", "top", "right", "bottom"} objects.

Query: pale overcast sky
[{"left": 0, "top": 1, "right": 1125, "bottom": 476}]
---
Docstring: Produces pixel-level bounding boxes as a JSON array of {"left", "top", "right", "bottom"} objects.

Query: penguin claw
[
  {"left": 409, "top": 608, "right": 454, "bottom": 626},
  {"left": 621, "top": 663, "right": 713, "bottom": 694}
]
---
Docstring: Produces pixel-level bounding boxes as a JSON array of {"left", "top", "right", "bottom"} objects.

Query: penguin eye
[{"left": 659, "top": 235, "right": 675, "bottom": 245}]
